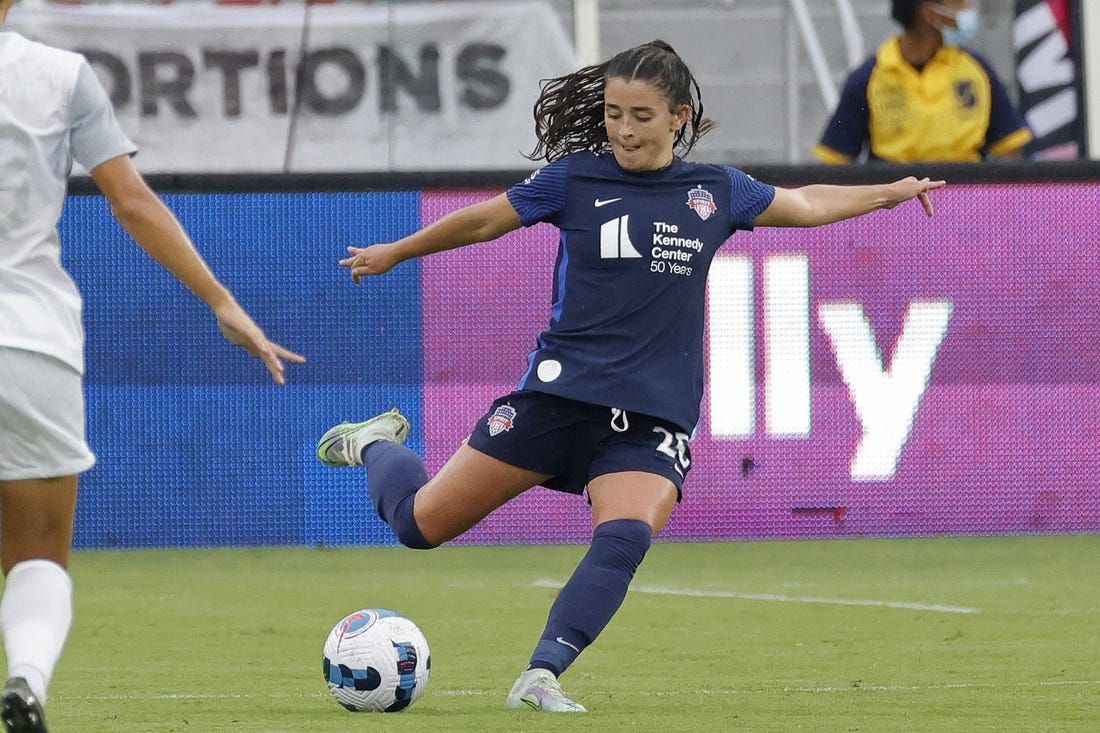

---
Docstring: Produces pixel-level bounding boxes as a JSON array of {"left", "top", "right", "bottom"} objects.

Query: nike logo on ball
[{"left": 594, "top": 197, "right": 622, "bottom": 208}]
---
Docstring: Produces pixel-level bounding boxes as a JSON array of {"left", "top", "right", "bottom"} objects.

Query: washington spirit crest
[
  {"left": 686, "top": 185, "right": 717, "bottom": 221},
  {"left": 487, "top": 404, "right": 517, "bottom": 436}
]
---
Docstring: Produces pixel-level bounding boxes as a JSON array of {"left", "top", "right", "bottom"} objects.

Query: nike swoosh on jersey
[{"left": 594, "top": 197, "right": 622, "bottom": 208}]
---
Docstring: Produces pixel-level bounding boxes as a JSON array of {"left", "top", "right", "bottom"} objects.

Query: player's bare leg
[
  {"left": 0, "top": 477, "right": 77, "bottom": 573},
  {"left": 0, "top": 475, "right": 78, "bottom": 733},
  {"left": 411, "top": 444, "right": 550, "bottom": 546},
  {"left": 587, "top": 470, "right": 678, "bottom": 534}
]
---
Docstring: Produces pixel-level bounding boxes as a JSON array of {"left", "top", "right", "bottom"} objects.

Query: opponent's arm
[
  {"left": 753, "top": 177, "right": 945, "bottom": 228},
  {"left": 91, "top": 154, "right": 305, "bottom": 384},
  {"left": 342, "top": 193, "right": 522, "bottom": 282}
]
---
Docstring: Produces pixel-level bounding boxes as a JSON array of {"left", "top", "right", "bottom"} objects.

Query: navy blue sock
[
  {"left": 362, "top": 441, "right": 434, "bottom": 549},
  {"left": 528, "top": 518, "right": 653, "bottom": 676}
]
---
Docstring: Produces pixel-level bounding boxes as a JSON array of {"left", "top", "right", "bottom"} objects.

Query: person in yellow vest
[{"left": 815, "top": 0, "right": 1032, "bottom": 163}]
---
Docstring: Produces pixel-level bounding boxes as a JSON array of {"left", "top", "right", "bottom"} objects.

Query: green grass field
[{"left": 29, "top": 535, "right": 1100, "bottom": 732}]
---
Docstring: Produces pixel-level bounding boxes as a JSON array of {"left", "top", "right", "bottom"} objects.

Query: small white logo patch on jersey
[
  {"left": 522, "top": 168, "right": 543, "bottom": 185},
  {"left": 537, "top": 359, "right": 563, "bottom": 382},
  {"left": 594, "top": 197, "right": 622, "bottom": 208},
  {"left": 686, "top": 185, "right": 717, "bottom": 220},
  {"left": 487, "top": 404, "right": 517, "bottom": 436},
  {"left": 599, "top": 215, "right": 642, "bottom": 259}
]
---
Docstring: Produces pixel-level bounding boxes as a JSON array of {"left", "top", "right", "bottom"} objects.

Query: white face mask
[{"left": 934, "top": 5, "right": 980, "bottom": 46}]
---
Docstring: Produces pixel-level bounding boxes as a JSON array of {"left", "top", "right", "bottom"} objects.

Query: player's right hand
[{"left": 340, "top": 244, "right": 401, "bottom": 283}]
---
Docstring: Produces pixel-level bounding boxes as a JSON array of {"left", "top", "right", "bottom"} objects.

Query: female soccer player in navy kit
[{"left": 318, "top": 40, "right": 945, "bottom": 712}]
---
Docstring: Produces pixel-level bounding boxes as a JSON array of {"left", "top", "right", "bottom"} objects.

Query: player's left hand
[
  {"left": 214, "top": 302, "right": 306, "bottom": 385},
  {"left": 886, "top": 176, "right": 947, "bottom": 217}
]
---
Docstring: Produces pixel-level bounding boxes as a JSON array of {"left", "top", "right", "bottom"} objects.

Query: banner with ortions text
[{"left": 10, "top": 1, "right": 575, "bottom": 173}]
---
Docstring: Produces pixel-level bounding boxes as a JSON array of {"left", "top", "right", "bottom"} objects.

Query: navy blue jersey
[{"left": 505, "top": 151, "right": 775, "bottom": 432}]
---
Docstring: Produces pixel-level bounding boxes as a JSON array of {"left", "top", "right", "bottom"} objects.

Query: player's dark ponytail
[{"left": 526, "top": 40, "right": 714, "bottom": 162}]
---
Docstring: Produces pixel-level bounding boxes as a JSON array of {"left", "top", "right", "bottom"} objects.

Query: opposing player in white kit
[{"left": 0, "top": 3, "right": 305, "bottom": 730}]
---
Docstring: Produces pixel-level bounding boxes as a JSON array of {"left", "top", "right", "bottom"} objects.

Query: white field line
[
  {"left": 57, "top": 679, "right": 1100, "bottom": 702},
  {"left": 530, "top": 579, "right": 980, "bottom": 614}
]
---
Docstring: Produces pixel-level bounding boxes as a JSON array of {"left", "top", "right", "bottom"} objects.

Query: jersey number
[
  {"left": 0, "top": 127, "right": 30, "bottom": 231},
  {"left": 653, "top": 426, "right": 691, "bottom": 472}
]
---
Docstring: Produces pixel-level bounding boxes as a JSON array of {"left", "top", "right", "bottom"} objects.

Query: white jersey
[{"left": 0, "top": 29, "right": 135, "bottom": 373}]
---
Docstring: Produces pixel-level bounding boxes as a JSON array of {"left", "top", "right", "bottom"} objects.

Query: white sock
[{"left": 0, "top": 560, "right": 74, "bottom": 704}]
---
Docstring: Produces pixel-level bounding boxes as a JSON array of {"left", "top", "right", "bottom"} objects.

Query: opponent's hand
[
  {"left": 214, "top": 302, "right": 306, "bottom": 385},
  {"left": 341, "top": 244, "right": 402, "bottom": 283}
]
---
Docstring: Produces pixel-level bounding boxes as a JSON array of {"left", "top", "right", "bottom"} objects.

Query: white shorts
[{"left": 0, "top": 347, "right": 95, "bottom": 480}]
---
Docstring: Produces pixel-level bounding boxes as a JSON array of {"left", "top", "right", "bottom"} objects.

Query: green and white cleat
[
  {"left": 505, "top": 669, "right": 587, "bottom": 713},
  {"left": 316, "top": 408, "right": 411, "bottom": 466}
]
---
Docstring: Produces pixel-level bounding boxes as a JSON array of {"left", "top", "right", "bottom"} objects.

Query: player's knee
[
  {"left": 595, "top": 517, "right": 652, "bottom": 544},
  {"left": 394, "top": 527, "right": 436, "bottom": 550},
  {"left": 390, "top": 505, "right": 437, "bottom": 550},
  {"left": 593, "top": 518, "right": 652, "bottom": 570}
]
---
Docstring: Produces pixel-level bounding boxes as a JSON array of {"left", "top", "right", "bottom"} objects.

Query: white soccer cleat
[
  {"left": 316, "top": 408, "right": 411, "bottom": 466},
  {"left": 505, "top": 668, "right": 587, "bottom": 713}
]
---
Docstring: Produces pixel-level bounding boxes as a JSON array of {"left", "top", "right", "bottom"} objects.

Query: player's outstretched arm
[
  {"left": 753, "top": 176, "right": 947, "bottom": 228},
  {"left": 341, "top": 193, "right": 522, "bottom": 283},
  {"left": 90, "top": 155, "right": 305, "bottom": 385}
]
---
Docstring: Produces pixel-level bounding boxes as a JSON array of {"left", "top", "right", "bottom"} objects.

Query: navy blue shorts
[{"left": 467, "top": 390, "right": 692, "bottom": 497}]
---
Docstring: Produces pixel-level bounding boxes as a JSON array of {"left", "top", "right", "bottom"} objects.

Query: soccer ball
[{"left": 322, "top": 608, "right": 431, "bottom": 712}]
